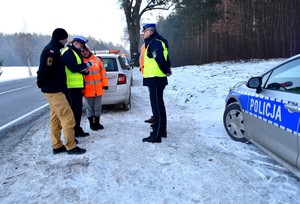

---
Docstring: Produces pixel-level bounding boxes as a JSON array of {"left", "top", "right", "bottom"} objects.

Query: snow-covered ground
[{"left": 1, "top": 60, "right": 300, "bottom": 204}]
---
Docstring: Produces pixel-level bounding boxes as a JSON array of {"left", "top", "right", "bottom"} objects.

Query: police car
[
  {"left": 95, "top": 50, "right": 132, "bottom": 111},
  {"left": 223, "top": 54, "right": 300, "bottom": 176}
]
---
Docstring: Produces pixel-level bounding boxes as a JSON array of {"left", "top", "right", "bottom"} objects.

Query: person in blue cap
[
  {"left": 141, "top": 23, "right": 171, "bottom": 143},
  {"left": 61, "top": 35, "right": 94, "bottom": 138}
]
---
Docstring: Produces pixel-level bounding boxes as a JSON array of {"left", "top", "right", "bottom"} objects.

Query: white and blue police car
[{"left": 223, "top": 54, "right": 300, "bottom": 177}]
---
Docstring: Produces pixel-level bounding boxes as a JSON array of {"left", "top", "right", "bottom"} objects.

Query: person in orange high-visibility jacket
[
  {"left": 139, "top": 32, "right": 145, "bottom": 74},
  {"left": 81, "top": 46, "right": 108, "bottom": 131}
]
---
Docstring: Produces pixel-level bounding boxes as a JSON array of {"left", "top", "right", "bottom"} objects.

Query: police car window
[
  {"left": 122, "top": 56, "right": 129, "bottom": 65},
  {"left": 118, "top": 56, "right": 127, "bottom": 70},
  {"left": 265, "top": 58, "right": 300, "bottom": 94}
]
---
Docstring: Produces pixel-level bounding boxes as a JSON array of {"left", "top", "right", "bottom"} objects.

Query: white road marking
[
  {"left": 0, "top": 103, "right": 49, "bottom": 131},
  {"left": 0, "top": 85, "right": 32, "bottom": 95}
]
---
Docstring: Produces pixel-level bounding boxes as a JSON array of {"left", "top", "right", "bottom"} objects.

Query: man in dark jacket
[
  {"left": 37, "top": 28, "right": 86, "bottom": 154},
  {"left": 141, "top": 23, "right": 171, "bottom": 143}
]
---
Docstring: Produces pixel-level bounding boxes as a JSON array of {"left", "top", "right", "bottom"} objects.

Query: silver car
[
  {"left": 223, "top": 54, "right": 300, "bottom": 177},
  {"left": 95, "top": 50, "right": 132, "bottom": 111}
]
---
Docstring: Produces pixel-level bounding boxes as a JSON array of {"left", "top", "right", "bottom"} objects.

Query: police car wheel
[
  {"left": 122, "top": 92, "right": 131, "bottom": 111},
  {"left": 123, "top": 102, "right": 131, "bottom": 111},
  {"left": 223, "top": 103, "right": 248, "bottom": 143}
]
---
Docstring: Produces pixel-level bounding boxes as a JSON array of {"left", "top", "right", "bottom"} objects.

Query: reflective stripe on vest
[
  {"left": 61, "top": 47, "right": 84, "bottom": 88},
  {"left": 143, "top": 39, "right": 168, "bottom": 78},
  {"left": 85, "top": 79, "right": 102, "bottom": 85}
]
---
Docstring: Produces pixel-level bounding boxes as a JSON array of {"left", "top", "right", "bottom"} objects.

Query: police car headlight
[{"left": 230, "top": 81, "right": 247, "bottom": 91}]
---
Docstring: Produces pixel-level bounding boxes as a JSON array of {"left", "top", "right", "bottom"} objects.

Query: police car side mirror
[{"left": 247, "top": 77, "right": 262, "bottom": 93}]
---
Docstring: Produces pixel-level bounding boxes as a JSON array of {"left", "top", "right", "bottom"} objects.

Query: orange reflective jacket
[
  {"left": 139, "top": 43, "right": 145, "bottom": 74},
  {"left": 82, "top": 55, "right": 108, "bottom": 97}
]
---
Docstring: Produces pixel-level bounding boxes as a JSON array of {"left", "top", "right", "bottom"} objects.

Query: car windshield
[{"left": 264, "top": 58, "right": 300, "bottom": 93}]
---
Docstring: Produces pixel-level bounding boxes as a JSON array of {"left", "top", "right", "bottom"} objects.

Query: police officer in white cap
[
  {"left": 61, "top": 35, "right": 94, "bottom": 138},
  {"left": 141, "top": 23, "right": 172, "bottom": 143}
]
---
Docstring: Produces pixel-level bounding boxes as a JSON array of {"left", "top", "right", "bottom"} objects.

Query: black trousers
[
  {"left": 66, "top": 88, "right": 83, "bottom": 133},
  {"left": 149, "top": 85, "right": 167, "bottom": 138}
]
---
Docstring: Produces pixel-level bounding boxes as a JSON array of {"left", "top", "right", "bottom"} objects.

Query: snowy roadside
[{"left": 0, "top": 61, "right": 299, "bottom": 204}]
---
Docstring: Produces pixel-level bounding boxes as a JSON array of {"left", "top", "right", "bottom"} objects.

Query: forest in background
[
  {"left": 0, "top": 33, "right": 128, "bottom": 67},
  {"left": 157, "top": 0, "right": 300, "bottom": 66},
  {"left": 1, "top": 0, "right": 300, "bottom": 67}
]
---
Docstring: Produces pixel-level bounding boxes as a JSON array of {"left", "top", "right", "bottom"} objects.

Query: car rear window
[{"left": 98, "top": 57, "right": 118, "bottom": 72}]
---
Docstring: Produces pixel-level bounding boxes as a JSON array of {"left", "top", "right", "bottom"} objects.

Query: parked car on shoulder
[
  {"left": 223, "top": 54, "right": 300, "bottom": 177},
  {"left": 94, "top": 50, "right": 132, "bottom": 111}
]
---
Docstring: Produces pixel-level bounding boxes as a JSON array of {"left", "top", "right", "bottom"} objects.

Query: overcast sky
[{"left": 0, "top": 0, "right": 168, "bottom": 45}]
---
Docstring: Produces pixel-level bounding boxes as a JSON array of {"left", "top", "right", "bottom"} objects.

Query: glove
[
  {"left": 81, "top": 67, "right": 89, "bottom": 74},
  {"left": 103, "top": 86, "right": 108, "bottom": 90},
  {"left": 147, "top": 51, "right": 153, "bottom": 58},
  {"left": 147, "top": 50, "right": 157, "bottom": 58},
  {"left": 86, "top": 60, "right": 95, "bottom": 68},
  {"left": 162, "top": 68, "right": 172, "bottom": 76}
]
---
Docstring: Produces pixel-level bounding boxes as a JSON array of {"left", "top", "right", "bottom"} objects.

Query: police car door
[{"left": 247, "top": 58, "right": 300, "bottom": 168}]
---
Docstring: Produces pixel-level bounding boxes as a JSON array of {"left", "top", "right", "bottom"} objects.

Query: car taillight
[{"left": 117, "top": 74, "right": 126, "bottom": 85}]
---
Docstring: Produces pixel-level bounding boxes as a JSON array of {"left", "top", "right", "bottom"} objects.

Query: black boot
[
  {"left": 75, "top": 127, "right": 89, "bottom": 137},
  {"left": 88, "top": 116, "right": 98, "bottom": 131},
  {"left": 67, "top": 146, "right": 86, "bottom": 155},
  {"left": 53, "top": 145, "right": 67, "bottom": 154},
  {"left": 144, "top": 116, "right": 155, "bottom": 123},
  {"left": 142, "top": 136, "right": 161, "bottom": 143},
  {"left": 95, "top": 116, "right": 104, "bottom": 130}
]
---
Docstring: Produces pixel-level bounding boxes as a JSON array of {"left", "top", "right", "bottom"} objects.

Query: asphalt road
[{"left": 0, "top": 77, "right": 48, "bottom": 131}]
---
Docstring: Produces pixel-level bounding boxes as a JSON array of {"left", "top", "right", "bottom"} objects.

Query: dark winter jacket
[
  {"left": 61, "top": 43, "right": 89, "bottom": 73},
  {"left": 143, "top": 31, "right": 171, "bottom": 87},
  {"left": 37, "top": 39, "right": 67, "bottom": 93}
]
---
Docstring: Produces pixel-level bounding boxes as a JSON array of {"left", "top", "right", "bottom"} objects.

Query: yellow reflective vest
[
  {"left": 143, "top": 39, "right": 168, "bottom": 78},
  {"left": 61, "top": 47, "right": 84, "bottom": 88}
]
